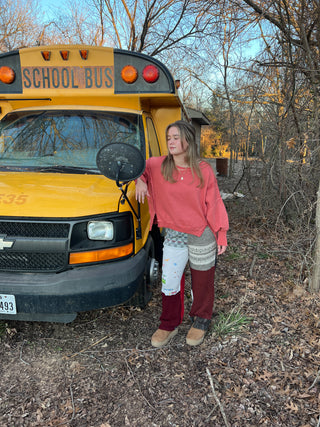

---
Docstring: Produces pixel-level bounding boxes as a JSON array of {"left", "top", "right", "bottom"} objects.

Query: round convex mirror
[{"left": 96, "top": 143, "right": 145, "bottom": 183}]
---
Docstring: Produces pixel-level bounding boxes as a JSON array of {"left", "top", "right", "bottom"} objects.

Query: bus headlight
[{"left": 87, "top": 221, "right": 114, "bottom": 240}]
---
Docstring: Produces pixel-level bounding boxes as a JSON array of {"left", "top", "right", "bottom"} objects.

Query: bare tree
[
  {"left": 226, "top": 0, "right": 320, "bottom": 291},
  {"left": 0, "top": 0, "right": 43, "bottom": 52},
  {"left": 43, "top": 0, "right": 217, "bottom": 56}
]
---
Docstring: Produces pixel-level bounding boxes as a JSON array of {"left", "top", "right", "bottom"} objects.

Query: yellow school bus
[{"left": 0, "top": 45, "right": 184, "bottom": 322}]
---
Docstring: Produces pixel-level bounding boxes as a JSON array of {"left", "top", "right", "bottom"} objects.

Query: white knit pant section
[{"left": 161, "top": 244, "right": 188, "bottom": 296}]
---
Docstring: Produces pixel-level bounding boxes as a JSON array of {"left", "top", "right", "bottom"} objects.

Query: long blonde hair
[{"left": 161, "top": 120, "right": 204, "bottom": 186}]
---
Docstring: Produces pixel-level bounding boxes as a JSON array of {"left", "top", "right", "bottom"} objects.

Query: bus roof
[{"left": 0, "top": 45, "right": 183, "bottom": 112}]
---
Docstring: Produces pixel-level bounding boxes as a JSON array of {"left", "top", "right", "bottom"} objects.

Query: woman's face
[{"left": 166, "top": 126, "right": 188, "bottom": 157}]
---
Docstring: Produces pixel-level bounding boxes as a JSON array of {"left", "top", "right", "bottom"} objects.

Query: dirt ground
[{"left": 0, "top": 161, "right": 320, "bottom": 427}]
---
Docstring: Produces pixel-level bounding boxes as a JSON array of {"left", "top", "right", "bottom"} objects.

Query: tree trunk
[{"left": 310, "top": 179, "right": 320, "bottom": 292}]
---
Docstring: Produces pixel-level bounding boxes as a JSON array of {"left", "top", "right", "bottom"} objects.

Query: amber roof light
[
  {"left": 41, "top": 51, "right": 51, "bottom": 61},
  {"left": 121, "top": 65, "right": 138, "bottom": 84},
  {"left": 80, "top": 49, "right": 88, "bottom": 60},
  {"left": 0, "top": 66, "right": 15, "bottom": 84},
  {"left": 60, "top": 50, "right": 69, "bottom": 60}
]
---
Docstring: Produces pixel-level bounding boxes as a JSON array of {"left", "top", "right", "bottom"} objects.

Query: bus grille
[
  {"left": 0, "top": 221, "right": 70, "bottom": 272},
  {"left": 0, "top": 252, "right": 67, "bottom": 271},
  {"left": 0, "top": 222, "right": 69, "bottom": 238}
]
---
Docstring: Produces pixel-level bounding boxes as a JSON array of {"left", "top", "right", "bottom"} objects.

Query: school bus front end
[{"left": 0, "top": 45, "right": 183, "bottom": 322}]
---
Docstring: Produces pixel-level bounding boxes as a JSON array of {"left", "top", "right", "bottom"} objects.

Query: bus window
[
  {"left": 146, "top": 117, "right": 161, "bottom": 157},
  {"left": 0, "top": 111, "right": 145, "bottom": 170}
]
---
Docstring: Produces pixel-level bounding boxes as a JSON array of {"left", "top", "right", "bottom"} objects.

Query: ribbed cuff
[{"left": 193, "top": 317, "right": 211, "bottom": 331}]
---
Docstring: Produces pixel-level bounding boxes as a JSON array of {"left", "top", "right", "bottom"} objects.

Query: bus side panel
[{"left": 150, "top": 107, "right": 183, "bottom": 154}]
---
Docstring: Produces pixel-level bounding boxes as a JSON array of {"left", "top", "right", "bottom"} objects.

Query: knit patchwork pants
[{"left": 159, "top": 227, "right": 217, "bottom": 331}]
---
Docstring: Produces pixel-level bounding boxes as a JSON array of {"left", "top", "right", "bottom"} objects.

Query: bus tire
[{"left": 129, "top": 236, "right": 158, "bottom": 308}]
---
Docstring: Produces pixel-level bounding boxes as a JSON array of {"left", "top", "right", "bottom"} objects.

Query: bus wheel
[{"left": 129, "top": 236, "right": 159, "bottom": 308}]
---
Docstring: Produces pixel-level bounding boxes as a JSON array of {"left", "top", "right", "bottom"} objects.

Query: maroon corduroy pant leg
[
  {"left": 189, "top": 266, "right": 215, "bottom": 320},
  {"left": 159, "top": 273, "right": 185, "bottom": 331}
]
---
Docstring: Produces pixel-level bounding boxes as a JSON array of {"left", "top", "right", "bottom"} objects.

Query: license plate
[{"left": 0, "top": 294, "right": 17, "bottom": 314}]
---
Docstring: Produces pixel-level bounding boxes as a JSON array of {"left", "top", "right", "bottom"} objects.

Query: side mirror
[
  {"left": 96, "top": 143, "right": 145, "bottom": 185},
  {"left": 96, "top": 143, "right": 146, "bottom": 240}
]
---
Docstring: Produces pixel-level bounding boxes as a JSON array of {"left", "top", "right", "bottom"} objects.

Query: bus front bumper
[{"left": 0, "top": 249, "right": 147, "bottom": 323}]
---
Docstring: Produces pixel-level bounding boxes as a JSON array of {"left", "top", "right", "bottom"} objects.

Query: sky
[{"left": 38, "top": 0, "right": 67, "bottom": 20}]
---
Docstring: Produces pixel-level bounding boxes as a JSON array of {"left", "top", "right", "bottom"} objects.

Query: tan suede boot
[
  {"left": 186, "top": 326, "right": 205, "bottom": 346},
  {"left": 151, "top": 328, "right": 178, "bottom": 348},
  {"left": 186, "top": 317, "right": 211, "bottom": 346}
]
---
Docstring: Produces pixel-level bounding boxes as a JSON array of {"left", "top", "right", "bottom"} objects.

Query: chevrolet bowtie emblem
[{"left": 0, "top": 236, "right": 15, "bottom": 250}]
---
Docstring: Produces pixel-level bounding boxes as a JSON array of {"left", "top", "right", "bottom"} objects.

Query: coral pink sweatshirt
[{"left": 140, "top": 156, "right": 229, "bottom": 246}]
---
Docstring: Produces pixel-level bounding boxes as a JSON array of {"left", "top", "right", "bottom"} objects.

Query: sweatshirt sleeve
[
  {"left": 205, "top": 167, "right": 229, "bottom": 247},
  {"left": 136, "top": 158, "right": 152, "bottom": 184}
]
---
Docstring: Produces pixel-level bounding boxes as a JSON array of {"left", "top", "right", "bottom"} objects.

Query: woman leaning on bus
[{"left": 135, "top": 120, "right": 229, "bottom": 348}]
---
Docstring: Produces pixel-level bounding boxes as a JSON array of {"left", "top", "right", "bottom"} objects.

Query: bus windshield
[{"left": 0, "top": 110, "right": 144, "bottom": 173}]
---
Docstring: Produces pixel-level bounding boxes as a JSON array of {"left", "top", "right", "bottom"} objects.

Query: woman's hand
[
  {"left": 217, "top": 245, "right": 227, "bottom": 255},
  {"left": 135, "top": 178, "right": 149, "bottom": 203}
]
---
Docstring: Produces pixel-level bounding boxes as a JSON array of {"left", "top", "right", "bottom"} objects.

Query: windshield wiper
[{"left": 37, "top": 165, "right": 100, "bottom": 174}]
